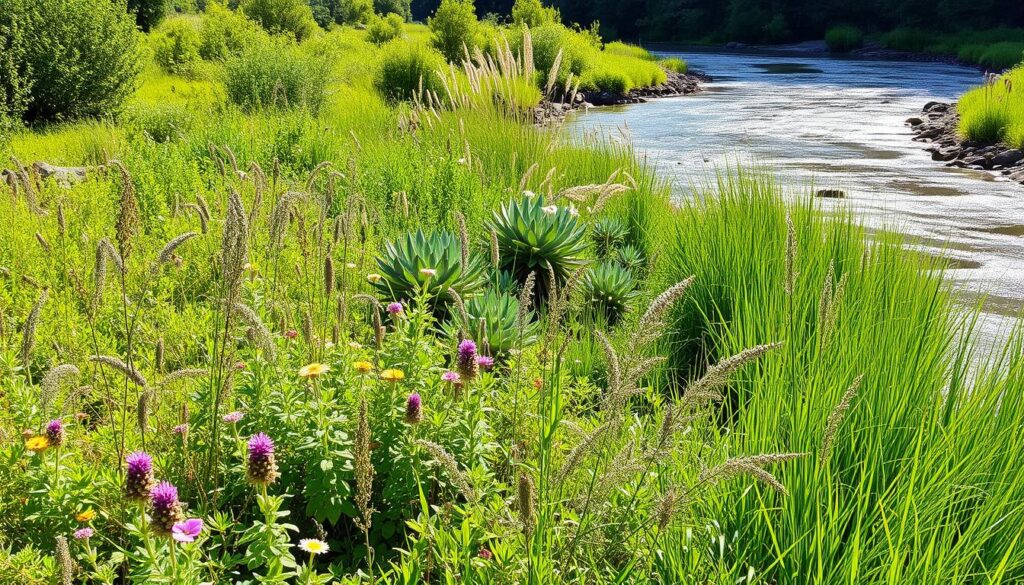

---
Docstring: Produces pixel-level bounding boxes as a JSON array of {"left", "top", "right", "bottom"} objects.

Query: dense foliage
[{"left": 959, "top": 67, "right": 1024, "bottom": 148}]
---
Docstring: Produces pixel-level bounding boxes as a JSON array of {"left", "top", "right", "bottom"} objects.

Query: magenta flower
[
  {"left": 456, "top": 339, "right": 478, "bottom": 380},
  {"left": 45, "top": 419, "right": 64, "bottom": 447},
  {"left": 172, "top": 423, "right": 188, "bottom": 434},
  {"left": 73, "top": 527, "right": 94, "bottom": 540},
  {"left": 149, "top": 481, "right": 184, "bottom": 536},
  {"left": 478, "top": 547, "right": 493, "bottom": 560},
  {"left": 404, "top": 393, "right": 422, "bottom": 425},
  {"left": 171, "top": 518, "right": 204, "bottom": 543},
  {"left": 386, "top": 302, "right": 404, "bottom": 315},
  {"left": 125, "top": 451, "right": 155, "bottom": 501},
  {"left": 475, "top": 355, "right": 495, "bottom": 371},
  {"left": 222, "top": 411, "right": 245, "bottom": 424},
  {"left": 247, "top": 432, "right": 279, "bottom": 485},
  {"left": 441, "top": 371, "right": 461, "bottom": 384},
  {"left": 284, "top": 329, "right": 298, "bottom": 339}
]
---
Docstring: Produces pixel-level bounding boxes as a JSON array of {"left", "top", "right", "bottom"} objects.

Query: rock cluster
[
  {"left": 909, "top": 101, "right": 1024, "bottom": 186},
  {"left": 533, "top": 70, "right": 709, "bottom": 124}
]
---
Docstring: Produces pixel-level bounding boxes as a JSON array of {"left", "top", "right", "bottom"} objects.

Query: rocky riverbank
[{"left": 908, "top": 101, "right": 1024, "bottom": 186}]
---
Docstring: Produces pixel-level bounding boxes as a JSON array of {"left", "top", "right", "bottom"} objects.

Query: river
[{"left": 568, "top": 50, "right": 1024, "bottom": 345}]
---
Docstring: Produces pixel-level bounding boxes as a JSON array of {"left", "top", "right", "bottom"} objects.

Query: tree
[
  {"left": 511, "top": 0, "right": 559, "bottom": 27},
  {"left": 241, "top": 0, "right": 319, "bottom": 40},
  {"left": 128, "top": 0, "right": 170, "bottom": 32},
  {"left": 375, "top": 0, "right": 412, "bottom": 21},
  {"left": 429, "top": 0, "right": 478, "bottom": 62}
]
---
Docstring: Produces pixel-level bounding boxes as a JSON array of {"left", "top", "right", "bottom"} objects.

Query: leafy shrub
[
  {"left": 1, "top": 0, "right": 141, "bottom": 122},
  {"left": 129, "top": 0, "right": 169, "bottom": 32},
  {"left": 373, "top": 229, "right": 488, "bottom": 306},
  {"left": 429, "top": 0, "right": 479, "bottom": 62},
  {"left": 511, "top": 0, "right": 560, "bottom": 28},
  {"left": 604, "top": 41, "right": 656, "bottom": 61},
  {"left": 592, "top": 217, "right": 628, "bottom": 258},
  {"left": 199, "top": 3, "right": 268, "bottom": 60},
  {"left": 224, "top": 38, "right": 329, "bottom": 112},
  {"left": 491, "top": 195, "right": 588, "bottom": 303},
  {"left": 825, "top": 26, "right": 864, "bottom": 53},
  {"left": 443, "top": 289, "right": 539, "bottom": 354},
  {"left": 0, "top": 13, "right": 30, "bottom": 133},
  {"left": 241, "top": 0, "right": 319, "bottom": 41},
  {"left": 579, "top": 261, "right": 638, "bottom": 325},
  {"left": 367, "top": 13, "right": 405, "bottom": 45},
  {"left": 126, "top": 103, "right": 193, "bottom": 142},
  {"left": 582, "top": 69, "right": 631, "bottom": 93},
  {"left": 660, "top": 56, "right": 688, "bottom": 74},
  {"left": 374, "top": 41, "right": 445, "bottom": 102},
  {"left": 375, "top": 0, "right": 412, "bottom": 21},
  {"left": 526, "top": 23, "right": 593, "bottom": 84},
  {"left": 880, "top": 27, "right": 934, "bottom": 53},
  {"left": 152, "top": 18, "right": 203, "bottom": 76}
]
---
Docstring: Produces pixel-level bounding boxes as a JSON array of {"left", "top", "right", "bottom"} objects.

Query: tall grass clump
[
  {"left": 659, "top": 56, "right": 688, "bottom": 73},
  {"left": 151, "top": 17, "right": 203, "bottom": 77},
  {"left": 224, "top": 37, "right": 329, "bottom": 113},
  {"left": 958, "top": 66, "right": 1024, "bottom": 147},
  {"left": 824, "top": 25, "right": 863, "bottom": 52},
  {"left": 374, "top": 40, "right": 446, "bottom": 102}
]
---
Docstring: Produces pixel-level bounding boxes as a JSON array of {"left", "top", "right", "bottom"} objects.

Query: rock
[
  {"left": 816, "top": 189, "right": 846, "bottom": 199},
  {"left": 963, "top": 156, "right": 989, "bottom": 169},
  {"left": 1010, "top": 170, "right": 1024, "bottom": 182},
  {"left": 32, "top": 162, "right": 91, "bottom": 187},
  {"left": 991, "top": 149, "right": 1023, "bottom": 167},
  {"left": 931, "top": 147, "right": 960, "bottom": 161},
  {"left": 906, "top": 117, "right": 924, "bottom": 126},
  {"left": 923, "top": 101, "right": 949, "bottom": 113}
]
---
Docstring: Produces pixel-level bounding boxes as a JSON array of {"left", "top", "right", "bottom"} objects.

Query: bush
[
  {"left": 429, "top": 0, "right": 478, "bottom": 62},
  {"left": 126, "top": 102, "right": 194, "bottom": 142},
  {"left": 199, "top": 3, "right": 267, "bottom": 60},
  {"left": 0, "top": 12, "right": 30, "bottom": 133},
  {"left": 367, "top": 13, "right": 405, "bottom": 45},
  {"left": 825, "top": 26, "right": 864, "bottom": 53},
  {"left": 958, "top": 66, "right": 1024, "bottom": 148},
  {"left": 224, "top": 38, "right": 329, "bottom": 113},
  {"left": 0, "top": 0, "right": 141, "bottom": 122},
  {"left": 525, "top": 23, "right": 593, "bottom": 85},
  {"left": 129, "top": 0, "right": 169, "bottom": 32},
  {"left": 152, "top": 18, "right": 202, "bottom": 76},
  {"left": 977, "top": 42, "right": 1024, "bottom": 70},
  {"left": 241, "top": 0, "right": 319, "bottom": 41},
  {"left": 375, "top": 0, "right": 412, "bottom": 22},
  {"left": 659, "top": 56, "right": 688, "bottom": 74},
  {"left": 582, "top": 69, "right": 631, "bottom": 93},
  {"left": 511, "top": 0, "right": 559, "bottom": 28},
  {"left": 374, "top": 41, "right": 446, "bottom": 102},
  {"left": 880, "top": 27, "right": 934, "bottom": 53},
  {"left": 604, "top": 41, "right": 656, "bottom": 61}
]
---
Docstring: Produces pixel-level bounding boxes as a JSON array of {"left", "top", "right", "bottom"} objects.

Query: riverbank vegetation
[
  {"left": 880, "top": 28, "right": 1024, "bottom": 70},
  {"left": 3, "top": 1, "right": 1024, "bottom": 584},
  {"left": 958, "top": 66, "right": 1024, "bottom": 147}
]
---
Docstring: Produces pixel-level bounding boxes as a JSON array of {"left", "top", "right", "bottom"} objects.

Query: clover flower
[
  {"left": 171, "top": 518, "right": 204, "bottom": 543},
  {"left": 172, "top": 423, "right": 188, "bottom": 435},
  {"left": 476, "top": 355, "right": 495, "bottom": 371},
  {"left": 386, "top": 302, "right": 404, "bottom": 315},
  {"left": 247, "top": 433, "right": 279, "bottom": 486},
  {"left": 149, "top": 481, "right": 184, "bottom": 536},
  {"left": 125, "top": 451, "right": 155, "bottom": 501},
  {"left": 223, "top": 411, "right": 245, "bottom": 424},
  {"left": 405, "top": 393, "right": 422, "bottom": 425},
  {"left": 45, "top": 419, "right": 64, "bottom": 448},
  {"left": 441, "top": 371, "right": 461, "bottom": 384},
  {"left": 456, "top": 339, "right": 478, "bottom": 380},
  {"left": 478, "top": 548, "right": 493, "bottom": 560},
  {"left": 73, "top": 528, "right": 94, "bottom": 540}
]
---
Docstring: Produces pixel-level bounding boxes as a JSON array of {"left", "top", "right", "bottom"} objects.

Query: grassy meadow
[{"left": 2, "top": 2, "right": 1024, "bottom": 584}]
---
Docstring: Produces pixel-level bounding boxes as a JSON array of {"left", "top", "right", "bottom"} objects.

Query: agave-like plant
[
  {"left": 592, "top": 217, "right": 629, "bottom": 259},
  {"left": 615, "top": 244, "right": 646, "bottom": 275},
  {"left": 442, "top": 288, "right": 539, "bottom": 355},
  {"left": 579, "top": 261, "right": 639, "bottom": 325},
  {"left": 490, "top": 269, "right": 520, "bottom": 296},
  {"left": 374, "top": 229, "right": 487, "bottom": 307},
  {"left": 490, "top": 195, "right": 588, "bottom": 301}
]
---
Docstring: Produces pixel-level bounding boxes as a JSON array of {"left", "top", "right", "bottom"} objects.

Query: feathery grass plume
[
  {"left": 447, "top": 290, "right": 471, "bottom": 334},
  {"left": 159, "top": 368, "right": 209, "bottom": 387},
  {"left": 233, "top": 303, "right": 277, "bottom": 363},
  {"left": 519, "top": 162, "right": 539, "bottom": 193},
  {"left": 686, "top": 342, "right": 783, "bottom": 400},
  {"left": 490, "top": 229, "right": 500, "bottom": 267},
  {"left": 55, "top": 535, "right": 74, "bottom": 585},
  {"left": 399, "top": 191, "right": 409, "bottom": 219},
  {"left": 516, "top": 271, "right": 537, "bottom": 332},
  {"left": 699, "top": 453, "right": 805, "bottom": 495},
  {"left": 820, "top": 272, "right": 848, "bottom": 349},
  {"left": 655, "top": 488, "right": 682, "bottom": 530},
  {"left": 111, "top": 160, "right": 140, "bottom": 262},
  {"left": 819, "top": 374, "right": 864, "bottom": 464},
  {"left": 137, "top": 388, "right": 151, "bottom": 435},
  {"left": 223, "top": 145, "right": 240, "bottom": 179},
  {"left": 518, "top": 472, "right": 535, "bottom": 534},
  {"left": 595, "top": 330, "right": 626, "bottom": 408},
  {"left": 221, "top": 190, "right": 249, "bottom": 298},
  {"left": 417, "top": 439, "right": 477, "bottom": 503},
  {"left": 39, "top": 364, "right": 80, "bottom": 414},
  {"left": 10, "top": 156, "right": 45, "bottom": 215},
  {"left": 784, "top": 212, "right": 797, "bottom": 296},
  {"left": 455, "top": 211, "right": 470, "bottom": 270},
  {"left": 818, "top": 260, "right": 835, "bottom": 327},
  {"left": 353, "top": 398, "right": 375, "bottom": 532},
  {"left": 20, "top": 288, "right": 48, "bottom": 372},
  {"left": 372, "top": 306, "right": 384, "bottom": 349},
  {"left": 155, "top": 232, "right": 198, "bottom": 266},
  {"left": 35, "top": 232, "right": 50, "bottom": 253},
  {"left": 324, "top": 256, "right": 335, "bottom": 296},
  {"left": 182, "top": 203, "right": 208, "bottom": 234},
  {"left": 305, "top": 161, "right": 332, "bottom": 192},
  {"left": 302, "top": 310, "right": 314, "bottom": 345},
  {"left": 155, "top": 338, "right": 164, "bottom": 373},
  {"left": 635, "top": 277, "right": 695, "bottom": 346},
  {"left": 208, "top": 143, "right": 226, "bottom": 176},
  {"left": 89, "top": 355, "right": 148, "bottom": 387},
  {"left": 557, "top": 418, "right": 618, "bottom": 483},
  {"left": 56, "top": 203, "right": 66, "bottom": 235},
  {"left": 196, "top": 193, "right": 210, "bottom": 225},
  {"left": 269, "top": 191, "right": 308, "bottom": 246}
]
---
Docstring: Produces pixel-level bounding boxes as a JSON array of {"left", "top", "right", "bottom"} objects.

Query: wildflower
[
  {"left": 172, "top": 423, "right": 188, "bottom": 435},
  {"left": 25, "top": 436, "right": 49, "bottom": 453},
  {"left": 541, "top": 205, "right": 558, "bottom": 215},
  {"left": 404, "top": 393, "right": 422, "bottom": 425},
  {"left": 299, "top": 538, "right": 330, "bottom": 555},
  {"left": 567, "top": 205, "right": 579, "bottom": 217},
  {"left": 353, "top": 360, "right": 374, "bottom": 374},
  {"left": 441, "top": 371, "right": 461, "bottom": 384},
  {"left": 284, "top": 329, "right": 298, "bottom": 340},
  {"left": 171, "top": 518, "right": 204, "bottom": 543},
  {"left": 478, "top": 548, "right": 493, "bottom": 560},
  {"left": 223, "top": 411, "right": 245, "bottom": 424},
  {"left": 456, "top": 339, "right": 478, "bottom": 380},
  {"left": 533, "top": 378, "right": 543, "bottom": 390},
  {"left": 73, "top": 528, "right": 94, "bottom": 540},
  {"left": 75, "top": 509, "right": 96, "bottom": 523},
  {"left": 380, "top": 368, "right": 405, "bottom": 383},
  {"left": 75, "top": 412, "right": 89, "bottom": 423},
  {"left": 298, "top": 362, "right": 330, "bottom": 379},
  {"left": 523, "top": 190, "right": 536, "bottom": 198},
  {"left": 419, "top": 268, "right": 437, "bottom": 278},
  {"left": 234, "top": 361, "right": 246, "bottom": 371},
  {"left": 45, "top": 419, "right": 64, "bottom": 447},
  {"left": 125, "top": 451, "right": 156, "bottom": 501},
  {"left": 348, "top": 341, "right": 363, "bottom": 349},
  {"left": 367, "top": 273, "right": 383, "bottom": 283},
  {"left": 346, "top": 262, "right": 357, "bottom": 269},
  {"left": 386, "top": 302, "right": 404, "bottom": 315},
  {"left": 476, "top": 355, "right": 495, "bottom": 371},
  {"left": 247, "top": 433, "right": 279, "bottom": 486},
  {"left": 149, "top": 481, "right": 184, "bottom": 536}
]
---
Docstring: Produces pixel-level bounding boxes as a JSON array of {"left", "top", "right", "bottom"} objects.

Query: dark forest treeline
[{"left": 411, "top": 0, "right": 1024, "bottom": 44}]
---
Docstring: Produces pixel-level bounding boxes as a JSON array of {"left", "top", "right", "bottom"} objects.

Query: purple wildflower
[
  {"left": 73, "top": 528, "right": 94, "bottom": 540},
  {"left": 386, "top": 302, "right": 404, "bottom": 315},
  {"left": 45, "top": 419, "right": 64, "bottom": 448},
  {"left": 125, "top": 451, "right": 155, "bottom": 501},
  {"left": 172, "top": 423, "right": 188, "bottom": 434},
  {"left": 456, "top": 339, "right": 478, "bottom": 380},
  {"left": 404, "top": 393, "right": 422, "bottom": 425},
  {"left": 475, "top": 355, "right": 495, "bottom": 371},
  {"left": 149, "top": 481, "right": 184, "bottom": 536},
  {"left": 441, "top": 371, "right": 461, "bottom": 384},
  {"left": 171, "top": 518, "right": 204, "bottom": 543},
  {"left": 222, "top": 411, "right": 245, "bottom": 424},
  {"left": 478, "top": 548, "right": 493, "bottom": 560},
  {"left": 247, "top": 433, "right": 279, "bottom": 486}
]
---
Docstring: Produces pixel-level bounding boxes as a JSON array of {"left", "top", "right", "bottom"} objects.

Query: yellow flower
[
  {"left": 366, "top": 273, "right": 383, "bottom": 283},
  {"left": 76, "top": 509, "right": 96, "bottom": 523},
  {"left": 25, "top": 436, "right": 50, "bottom": 453},
  {"left": 380, "top": 368, "right": 405, "bottom": 383},
  {"left": 353, "top": 361, "right": 374, "bottom": 374},
  {"left": 298, "top": 363, "right": 330, "bottom": 379}
]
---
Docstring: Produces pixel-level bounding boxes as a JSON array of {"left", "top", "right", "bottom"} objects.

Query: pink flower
[
  {"left": 172, "top": 424, "right": 188, "bottom": 434},
  {"left": 478, "top": 547, "right": 493, "bottom": 560},
  {"left": 171, "top": 518, "right": 204, "bottom": 543},
  {"left": 73, "top": 527, "right": 94, "bottom": 540},
  {"left": 386, "top": 302, "right": 404, "bottom": 315},
  {"left": 475, "top": 355, "right": 495, "bottom": 371},
  {"left": 284, "top": 329, "right": 298, "bottom": 339},
  {"left": 441, "top": 371, "right": 461, "bottom": 384},
  {"left": 222, "top": 411, "right": 244, "bottom": 424}
]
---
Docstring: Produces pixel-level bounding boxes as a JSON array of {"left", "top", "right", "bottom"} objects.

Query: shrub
[
  {"left": 199, "top": 3, "right": 267, "bottom": 61},
  {"left": 0, "top": 13, "right": 30, "bottom": 132},
  {"left": 511, "top": 0, "right": 559, "bottom": 28},
  {"left": 375, "top": 0, "right": 412, "bottom": 21},
  {"left": 373, "top": 229, "right": 488, "bottom": 307},
  {"left": 367, "top": 13, "right": 405, "bottom": 45},
  {"left": 152, "top": 18, "right": 203, "bottom": 76},
  {"left": 582, "top": 68, "right": 631, "bottom": 94},
  {"left": 224, "top": 38, "right": 329, "bottom": 112},
  {"left": 579, "top": 261, "right": 638, "bottom": 325},
  {"left": 524, "top": 22, "right": 593, "bottom": 86},
  {"left": 374, "top": 41, "right": 446, "bottom": 102},
  {"left": 660, "top": 56, "right": 688, "bottom": 74},
  {"left": 241, "top": 0, "right": 319, "bottom": 41},
  {"left": 126, "top": 103, "right": 194, "bottom": 142},
  {"left": 977, "top": 42, "right": 1024, "bottom": 70},
  {"left": 825, "top": 26, "right": 864, "bottom": 53},
  {"left": 429, "top": 0, "right": 479, "bottom": 62},
  {"left": 880, "top": 27, "right": 935, "bottom": 53},
  {"left": 341, "top": 0, "right": 374, "bottom": 24},
  {"left": 129, "top": 0, "right": 169, "bottom": 32},
  {"left": 615, "top": 244, "right": 646, "bottom": 274},
  {"left": 1, "top": 0, "right": 141, "bottom": 122}
]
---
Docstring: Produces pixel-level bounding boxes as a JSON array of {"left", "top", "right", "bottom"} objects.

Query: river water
[{"left": 568, "top": 50, "right": 1024, "bottom": 343}]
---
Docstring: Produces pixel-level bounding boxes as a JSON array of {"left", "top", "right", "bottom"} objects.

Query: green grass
[
  {"left": 958, "top": 65, "right": 1024, "bottom": 147},
  {"left": 881, "top": 27, "right": 1024, "bottom": 70},
  {"left": 824, "top": 25, "right": 863, "bottom": 53},
  {"left": 659, "top": 56, "right": 688, "bottom": 74}
]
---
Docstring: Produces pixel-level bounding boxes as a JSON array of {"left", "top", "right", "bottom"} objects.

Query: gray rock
[
  {"left": 906, "top": 117, "right": 924, "bottom": 126},
  {"left": 923, "top": 101, "right": 949, "bottom": 113},
  {"left": 991, "top": 149, "right": 1023, "bottom": 167},
  {"left": 816, "top": 189, "right": 846, "bottom": 199},
  {"left": 32, "top": 161, "right": 91, "bottom": 187}
]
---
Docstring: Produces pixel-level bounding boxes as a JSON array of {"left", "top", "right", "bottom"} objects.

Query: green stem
[{"left": 169, "top": 539, "right": 179, "bottom": 582}]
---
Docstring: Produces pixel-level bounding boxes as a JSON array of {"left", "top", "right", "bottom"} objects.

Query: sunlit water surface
[{"left": 568, "top": 51, "right": 1024, "bottom": 349}]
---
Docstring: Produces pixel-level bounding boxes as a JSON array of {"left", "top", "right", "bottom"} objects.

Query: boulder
[
  {"left": 922, "top": 101, "right": 949, "bottom": 113},
  {"left": 816, "top": 189, "right": 846, "bottom": 199},
  {"left": 32, "top": 162, "right": 91, "bottom": 187},
  {"left": 906, "top": 117, "right": 924, "bottom": 126},
  {"left": 931, "top": 147, "right": 960, "bottom": 161},
  {"left": 991, "top": 149, "right": 1023, "bottom": 167}
]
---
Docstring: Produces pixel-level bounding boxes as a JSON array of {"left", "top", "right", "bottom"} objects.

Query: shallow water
[{"left": 568, "top": 51, "right": 1024, "bottom": 345}]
